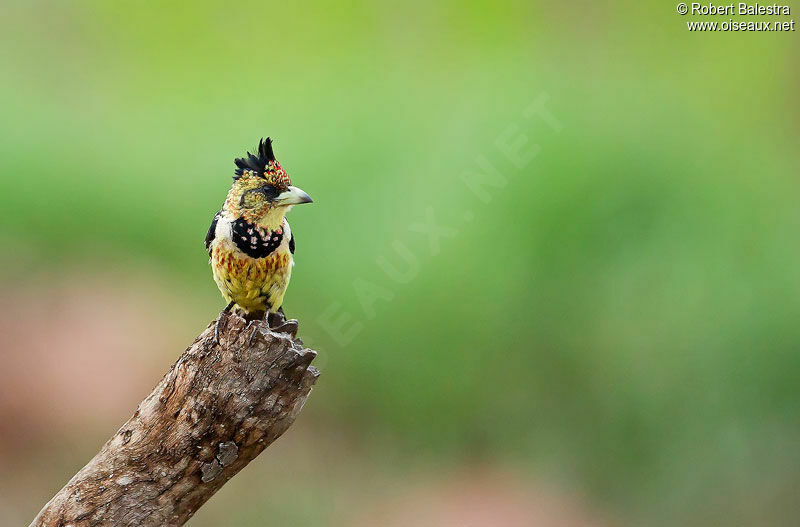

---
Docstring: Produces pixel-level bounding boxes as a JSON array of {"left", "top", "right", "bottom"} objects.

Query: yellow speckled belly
[{"left": 211, "top": 241, "right": 293, "bottom": 313}]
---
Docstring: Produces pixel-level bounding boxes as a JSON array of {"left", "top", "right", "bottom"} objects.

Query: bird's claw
[{"left": 213, "top": 302, "right": 235, "bottom": 345}]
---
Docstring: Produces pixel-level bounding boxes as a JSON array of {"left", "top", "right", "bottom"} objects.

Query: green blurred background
[{"left": 2, "top": 1, "right": 799, "bottom": 525}]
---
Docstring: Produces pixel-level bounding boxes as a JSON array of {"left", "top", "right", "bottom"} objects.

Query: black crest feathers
[{"left": 234, "top": 137, "right": 276, "bottom": 179}]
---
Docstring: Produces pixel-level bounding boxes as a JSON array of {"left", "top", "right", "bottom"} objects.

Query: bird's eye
[{"left": 259, "top": 184, "right": 281, "bottom": 200}]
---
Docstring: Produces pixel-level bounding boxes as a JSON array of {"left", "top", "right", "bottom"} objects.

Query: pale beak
[{"left": 275, "top": 185, "right": 313, "bottom": 205}]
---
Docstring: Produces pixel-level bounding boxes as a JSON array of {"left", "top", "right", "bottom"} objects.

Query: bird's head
[{"left": 224, "top": 137, "right": 312, "bottom": 227}]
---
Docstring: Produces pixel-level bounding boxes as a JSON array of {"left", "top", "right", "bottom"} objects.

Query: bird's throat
[
  {"left": 256, "top": 205, "right": 288, "bottom": 231},
  {"left": 235, "top": 205, "right": 287, "bottom": 231}
]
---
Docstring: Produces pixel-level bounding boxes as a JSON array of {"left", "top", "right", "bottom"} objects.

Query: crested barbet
[{"left": 205, "top": 137, "right": 312, "bottom": 317}]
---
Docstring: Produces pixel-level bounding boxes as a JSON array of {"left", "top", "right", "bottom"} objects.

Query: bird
[{"left": 205, "top": 137, "right": 313, "bottom": 321}]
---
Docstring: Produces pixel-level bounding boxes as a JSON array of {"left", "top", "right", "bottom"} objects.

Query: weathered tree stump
[{"left": 30, "top": 310, "right": 319, "bottom": 527}]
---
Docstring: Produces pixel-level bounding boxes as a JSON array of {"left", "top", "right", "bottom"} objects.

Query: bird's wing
[
  {"left": 205, "top": 211, "right": 221, "bottom": 255},
  {"left": 289, "top": 232, "right": 295, "bottom": 254}
]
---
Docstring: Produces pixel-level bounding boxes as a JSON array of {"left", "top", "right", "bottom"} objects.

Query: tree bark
[{"left": 30, "top": 310, "right": 320, "bottom": 527}]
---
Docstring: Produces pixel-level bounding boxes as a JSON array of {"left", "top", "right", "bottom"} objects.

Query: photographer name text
[{"left": 687, "top": 3, "right": 790, "bottom": 15}]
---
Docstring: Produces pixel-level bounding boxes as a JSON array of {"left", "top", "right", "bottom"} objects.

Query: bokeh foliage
[{"left": 1, "top": 1, "right": 798, "bottom": 524}]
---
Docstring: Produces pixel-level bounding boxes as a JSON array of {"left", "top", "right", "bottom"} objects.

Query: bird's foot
[{"left": 213, "top": 301, "right": 235, "bottom": 345}]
